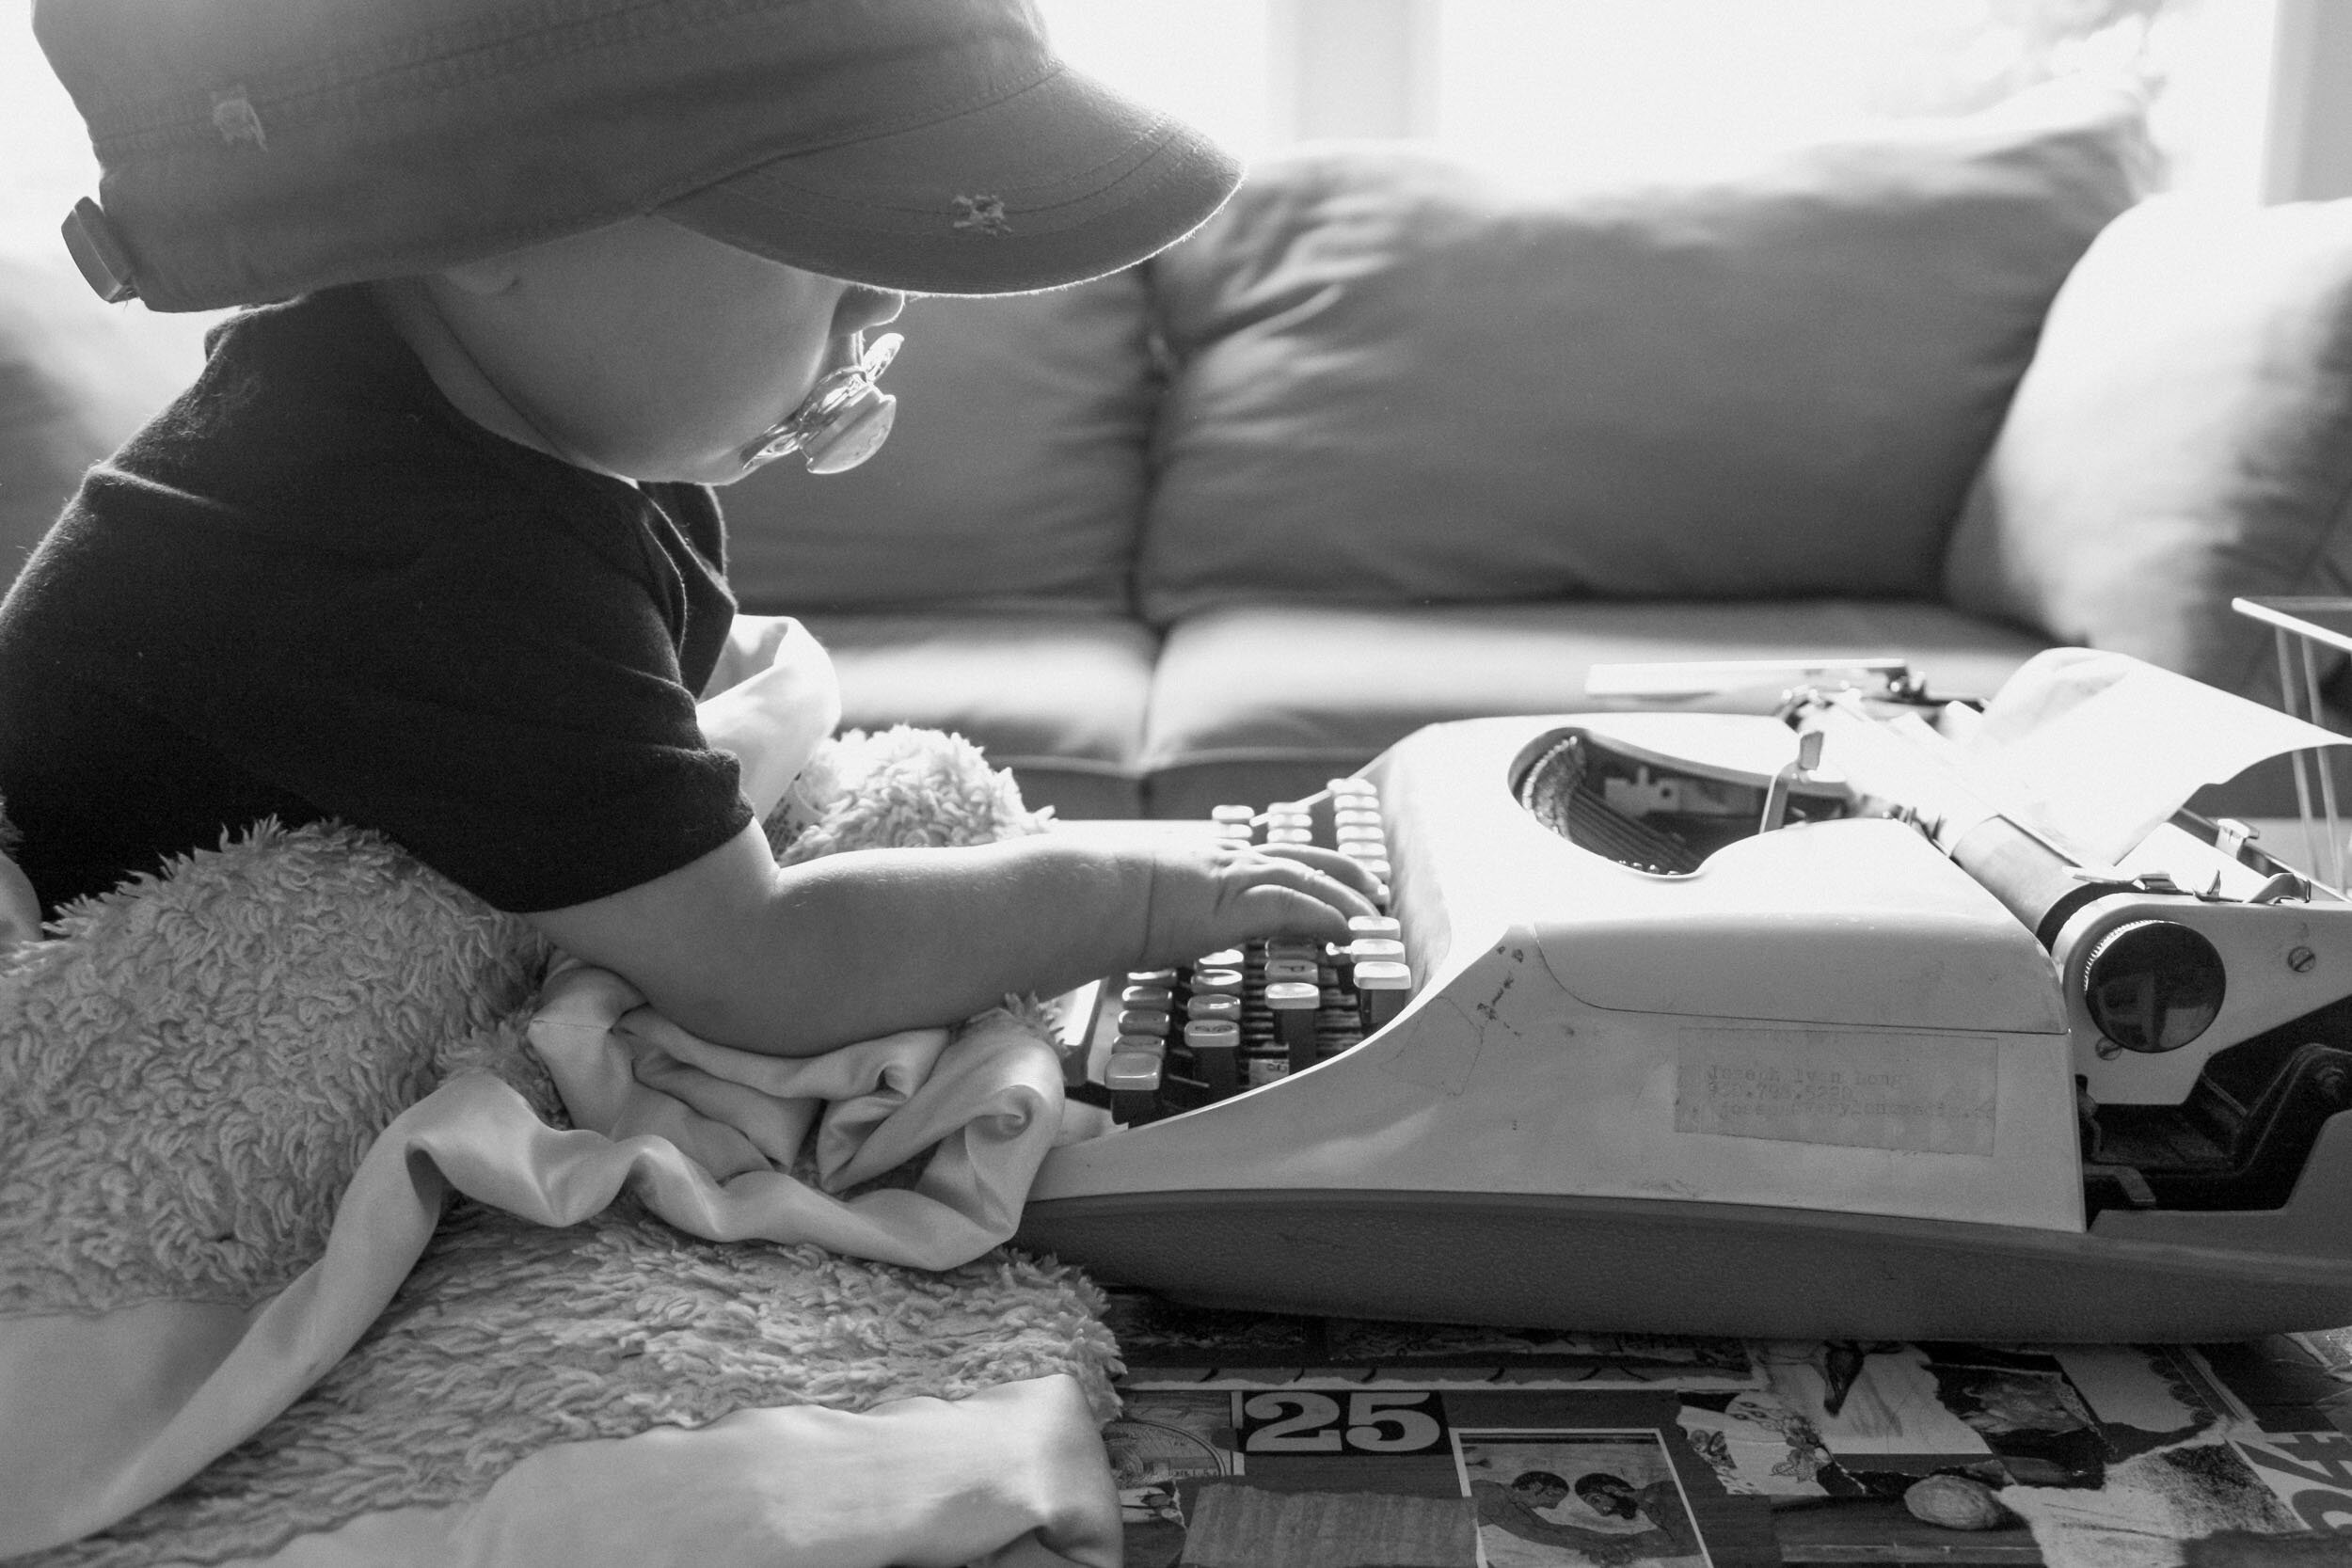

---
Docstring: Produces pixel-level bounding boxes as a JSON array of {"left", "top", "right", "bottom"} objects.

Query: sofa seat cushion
[
  {"left": 1135, "top": 81, "right": 2153, "bottom": 626},
  {"left": 804, "top": 612, "right": 1158, "bottom": 818},
  {"left": 1137, "top": 600, "right": 2048, "bottom": 817},
  {"left": 723, "top": 271, "right": 1159, "bottom": 617},
  {"left": 1944, "top": 194, "right": 2352, "bottom": 700}
]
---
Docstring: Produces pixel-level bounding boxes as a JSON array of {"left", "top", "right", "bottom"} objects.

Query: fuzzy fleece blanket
[{"left": 0, "top": 728, "right": 1123, "bottom": 1567}]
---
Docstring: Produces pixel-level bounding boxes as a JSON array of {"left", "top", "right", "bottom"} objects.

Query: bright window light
[
  {"left": 1430, "top": 0, "right": 2275, "bottom": 198},
  {"left": 1434, "top": 0, "right": 1948, "bottom": 182},
  {"left": 1035, "top": 0, "right": 1278, "bottom": 163},
  {"left": 1, "top": 0, "right": 98, "bottom": 257},
  {"left": 1030, "top": 0, "right": 2278, "bottom": 202}
]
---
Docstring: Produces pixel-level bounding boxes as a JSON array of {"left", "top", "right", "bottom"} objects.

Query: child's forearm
[
  {"left": 529, "top": 822, "right": 1374, "bottom": 1059},
  {"left": 568, "top": 832, "right": 1154, "bottom": 1057},
  {"left": 730, "top": 835, "right": 1152, "bottom": 1052}
]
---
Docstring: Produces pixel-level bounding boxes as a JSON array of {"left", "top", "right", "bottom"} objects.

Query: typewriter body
[{"left": 1016, "top": 651, "right": 2352, "bottom": 1341}]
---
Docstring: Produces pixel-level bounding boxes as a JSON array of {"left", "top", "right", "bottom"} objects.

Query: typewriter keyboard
[{"left": 1061, "top": 777, "right": 1414, "bottom": 1126}]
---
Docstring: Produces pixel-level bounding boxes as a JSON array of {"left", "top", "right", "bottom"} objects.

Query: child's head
[
  {"left": 373, "top": 214, "right": 910, "bottom": 483},
  {"left": 36, "top": 0, "right": 1240, "bottom": 356}
]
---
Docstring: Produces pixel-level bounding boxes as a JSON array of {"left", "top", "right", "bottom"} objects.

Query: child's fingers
[
  {"left": 1140, "top": 842, "right": 1381, "bottom": 967},
  {"left": 1230, "top": 882, "right": 1359, "bottom": 943},
  {"left": 1231, "top": 849, "right": 1379, "bottom": 922},
  {"left": 1255, "top": 842, "right": 1383, "bottom": 901}
]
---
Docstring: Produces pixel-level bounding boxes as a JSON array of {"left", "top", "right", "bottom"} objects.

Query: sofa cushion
[
  {"left": 803, "top": 611, "right": 1158, "bottom": 818},
  {"left": 0, "top": 250, "right": 214, "bottom": 585},
  {"left": 1138, "top": 600, "right": 2048, "bottom": 817},
  {"left": 1944, "top": 194, "right": 2352, "bottom": 700},
  {"left": 1135, "top": 82, "right": 2153, "bottom": 626},
  {"left": 725, "top": 272, "right": 1159, "bottom": 617}
]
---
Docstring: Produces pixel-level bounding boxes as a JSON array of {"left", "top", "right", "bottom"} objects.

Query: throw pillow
[
  {"left": 723, "top": 269, "right": 1160, "bottom": 616},
  {"left": 1136, "top": 79, "right": 2154, "bottom": 625},
  {"left": 1943, "top": 194, "right": 2352, "bottom": 698}
]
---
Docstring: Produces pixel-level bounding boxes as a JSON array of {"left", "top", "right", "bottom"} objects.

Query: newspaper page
[{"left": 1099, "top": 1290, "right": 2352, "bottom": 1568}]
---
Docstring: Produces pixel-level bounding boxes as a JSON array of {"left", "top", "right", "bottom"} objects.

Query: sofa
[
  {"left": 713, "top": 77, "right": 2352, "bottom": 825},
  {"left": 12, "top": 77, "right": 2352, "bottom": 827}
]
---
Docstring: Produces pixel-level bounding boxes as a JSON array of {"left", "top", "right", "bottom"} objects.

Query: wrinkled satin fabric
[{"left": 525, "top": 958, "right": 1066, "bottom": 1269}]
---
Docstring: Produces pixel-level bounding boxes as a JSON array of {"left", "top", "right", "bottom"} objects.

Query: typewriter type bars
[
  {"left": 2233, "top": 594, "right": 2352, "bottom": 895},
  {"left": 1078, "top": 778, "right": 1413, "bottom": 1126}
]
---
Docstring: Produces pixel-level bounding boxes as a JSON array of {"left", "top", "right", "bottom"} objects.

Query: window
[
  {"left": 1039, "top": 0, "right": 2313, "bottom": 203},
  {"left": 1035, "top": 0, "right": 1279, "bottom": 160},
  {"left": 1427, "top": 0, "right": 2265, "bottom": 191}
]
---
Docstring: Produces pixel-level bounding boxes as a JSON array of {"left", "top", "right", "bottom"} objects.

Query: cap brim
[{"left": 661, "top": 60, "right": 1241, "bottom": 295}]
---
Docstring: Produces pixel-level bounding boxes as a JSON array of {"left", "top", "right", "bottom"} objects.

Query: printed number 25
[{"left": 1242, "top": 1391, "right": 1444, "bottom": 1453}]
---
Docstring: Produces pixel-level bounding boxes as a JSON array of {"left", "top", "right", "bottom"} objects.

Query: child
[{"left": 0, "top": 0, "right": 1376, "bottom": 1055}]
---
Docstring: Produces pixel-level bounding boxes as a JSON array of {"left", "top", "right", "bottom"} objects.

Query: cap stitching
[
  {"left": 690, "top": 126, "right": 1205, "bottom": 247},
  {"left": 684, "top": 71, "right": 1177, "bottom": 219},
  {"left": 646, "top": 56, "right": 1068, "bottom": 197},
  {"left": 705, "top": 121, "right": 1180, "bottom": 220}
]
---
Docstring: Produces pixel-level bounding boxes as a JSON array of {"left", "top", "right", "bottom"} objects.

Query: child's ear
[{"left": 439, "top": 254, "right": 522, "bottom": 297}]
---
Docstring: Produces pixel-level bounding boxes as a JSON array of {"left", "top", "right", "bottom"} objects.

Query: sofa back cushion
[
  {"left": 723, "top": 270, "right": 1158, "bottom": 616},
  {"left": 1943, "top": 194, "right": 2352, "bottom": 699},
  {"left": 1134, "top": 82, "right": 2153, "bottom": 626}
]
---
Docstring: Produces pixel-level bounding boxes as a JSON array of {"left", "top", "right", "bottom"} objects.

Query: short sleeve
[{"left": 120, "top": 494, "right": 753, "bottom": 912}]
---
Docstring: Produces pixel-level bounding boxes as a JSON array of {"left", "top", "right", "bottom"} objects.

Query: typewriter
[{"left": 1015, "top": 650, "right": 2352, "bottom": 1341}]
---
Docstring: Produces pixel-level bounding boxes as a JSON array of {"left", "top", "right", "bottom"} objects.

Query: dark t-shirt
[{"left": 0, "top": 285, "right": 753, "bottom": 917}]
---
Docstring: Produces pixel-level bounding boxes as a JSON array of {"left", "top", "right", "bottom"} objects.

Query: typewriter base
[{"left": 1014, "top": 1188, "right": 2352, "bottom": 1342}]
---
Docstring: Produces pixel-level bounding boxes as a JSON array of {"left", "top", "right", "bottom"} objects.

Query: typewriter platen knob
[{"left": 2082, "top": 920, "right": 2227, "bottom": 1053}]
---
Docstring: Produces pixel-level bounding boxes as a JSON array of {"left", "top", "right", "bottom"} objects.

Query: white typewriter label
[{"left": 1675, "top": 1028, "right": 1998, "bottom": 1156}]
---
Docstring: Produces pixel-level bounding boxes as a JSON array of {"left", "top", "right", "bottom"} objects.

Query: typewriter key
[
  {"left": 1267, "top": 980, "right": 1321, "bottom": 1071},
  {"left": 1105, "top": 1048, "right": 1165, "bottom": 1126},
  {"left": 1263, "top": 958, "right": 1319, "bottom": 987},
  {"left": 1354, "top": 960, "right": 1411, "bottom": 1031},
  {"left": 1184, "top": 1019, "right": 1241, "bottom": 1096},
  {"left": 1116, "top": 1007, "right": 1171, "bottom": 1037}
]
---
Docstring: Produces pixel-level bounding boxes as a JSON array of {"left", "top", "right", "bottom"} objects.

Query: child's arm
[{"left": 525, "top": 821, "right": 1377, "bottom": 1057}]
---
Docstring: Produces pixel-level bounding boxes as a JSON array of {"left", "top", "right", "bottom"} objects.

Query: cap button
[{"left": 62, "top": 198, "right": 138, "bottom": 303}]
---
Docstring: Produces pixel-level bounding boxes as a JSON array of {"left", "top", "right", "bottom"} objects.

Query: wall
[{"left": 2265, "top": 0, "right": 2352, "bottom": 200}]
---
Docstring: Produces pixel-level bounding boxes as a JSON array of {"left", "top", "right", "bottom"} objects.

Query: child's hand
[
  {"left": 1136, "top": 841, "right": 1381, "bottom": 966},
  {"left": 701, "top": 612, "right": 825, "bottom": 698},
  {"left": 696, "top": 617, "right": 840, "bottom": 817}
]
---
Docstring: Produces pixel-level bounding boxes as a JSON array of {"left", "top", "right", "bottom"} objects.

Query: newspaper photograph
[{"left": 1457, "top": 1429, "right": 1710, "bottom": 1568}]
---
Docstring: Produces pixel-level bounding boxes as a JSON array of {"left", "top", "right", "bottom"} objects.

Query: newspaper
[{"left": 1100, "top": 1290, "right": 2352, "bottom": 1568}]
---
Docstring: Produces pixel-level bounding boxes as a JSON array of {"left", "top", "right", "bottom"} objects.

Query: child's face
[{"left": 416, "top": 215, "right": 906, "bottom": 483}]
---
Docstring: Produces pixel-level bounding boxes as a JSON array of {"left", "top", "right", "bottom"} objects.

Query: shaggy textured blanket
[{"left": 0, "top": 728, "right": 1123, "bottom": 1567}]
